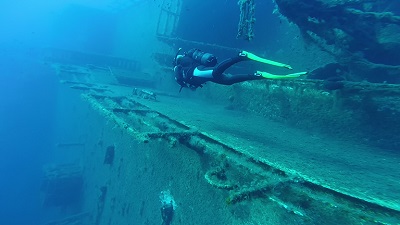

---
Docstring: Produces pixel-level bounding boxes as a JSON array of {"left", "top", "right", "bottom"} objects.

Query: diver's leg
[
  {"left": 212, "top": 54, "right": 249, "bottom": 77},
  {"left": 212, "top": 73, "right": 262, "bottom": 85},
  {"left": 212, "top": 71, "right": 308, "bottom": 85}
]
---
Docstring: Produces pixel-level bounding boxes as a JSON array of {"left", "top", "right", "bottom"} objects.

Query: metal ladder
[{"left": 156, "top": 0, "right": 182, "bottom": 38}]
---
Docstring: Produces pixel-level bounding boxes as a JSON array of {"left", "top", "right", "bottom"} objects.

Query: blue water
[
  {"left": 0, "top": 55, "right": 58, "bottom": 224},
  {"left": 0, "top": 1, "right": 113, "bottom": 223},
  {"left": 1, "top": 0, "right": 399, "bottom": 224}
]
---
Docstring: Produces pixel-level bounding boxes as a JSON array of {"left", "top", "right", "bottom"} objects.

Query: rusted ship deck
[
  {"left": 42, "top": 52, "right": 400, "bottom": 223},
  {"left": 64, "top": 78, "right": 400, "bottom": 224}
]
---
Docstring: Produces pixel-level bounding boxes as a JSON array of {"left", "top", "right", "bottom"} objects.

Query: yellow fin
[
  {"left": 242, "top": 51, "right": 292, "bottom": 69},
  {"left": 257, "top": 71, "right": 307, "bottom": 79}
]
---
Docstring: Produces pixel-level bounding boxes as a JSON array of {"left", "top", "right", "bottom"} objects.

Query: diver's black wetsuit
[{"left": 174, "top": 50, "right": 262, "bottom": 90}]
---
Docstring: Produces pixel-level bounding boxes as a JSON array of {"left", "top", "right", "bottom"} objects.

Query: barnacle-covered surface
[
  {"left": 218, "top": 79, "right": 400, "bottom": 150},
  {"left": 273, "top": 0, "right": 400, "bottom": 83},
  {"left": 237, "top": 0, "right": 256, "bottom": 41},
  {"left": 49, "top": 61, "right": 400, "bottom": 224}
]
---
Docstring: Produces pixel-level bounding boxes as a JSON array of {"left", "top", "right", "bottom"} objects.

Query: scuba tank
[{"left": 186, "top": 48, "right": 217, "bottom": 67}]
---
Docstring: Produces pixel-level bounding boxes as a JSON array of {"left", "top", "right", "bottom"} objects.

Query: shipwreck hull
[{"left": 43, "top": 48, "right": 400, "bottom": 224}]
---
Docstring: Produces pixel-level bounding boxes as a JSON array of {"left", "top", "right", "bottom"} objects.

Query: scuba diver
[{"left": 172, "top": 48, "right": 307, "bottom": 92}]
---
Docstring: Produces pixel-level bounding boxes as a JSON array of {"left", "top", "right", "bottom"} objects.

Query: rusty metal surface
[{"left": 73, "top": 83, "right": 400, "bottom": 223}]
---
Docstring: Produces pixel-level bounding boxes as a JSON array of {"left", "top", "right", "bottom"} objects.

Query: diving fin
[
  {"left": 257, "top": 71, "right": 308, "bottom": 79},
  {"left": 241, "top": 51, "right": 293, "bottom": 69}
]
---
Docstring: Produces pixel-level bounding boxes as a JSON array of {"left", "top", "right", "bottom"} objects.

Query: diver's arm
[{"left": 174, "top": 65, "right": 187, "bottom": 88}]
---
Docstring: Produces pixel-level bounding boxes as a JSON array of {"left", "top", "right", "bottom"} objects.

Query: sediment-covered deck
[{"left": 66, "top": 80, "right": 400, "bottom": 224}]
